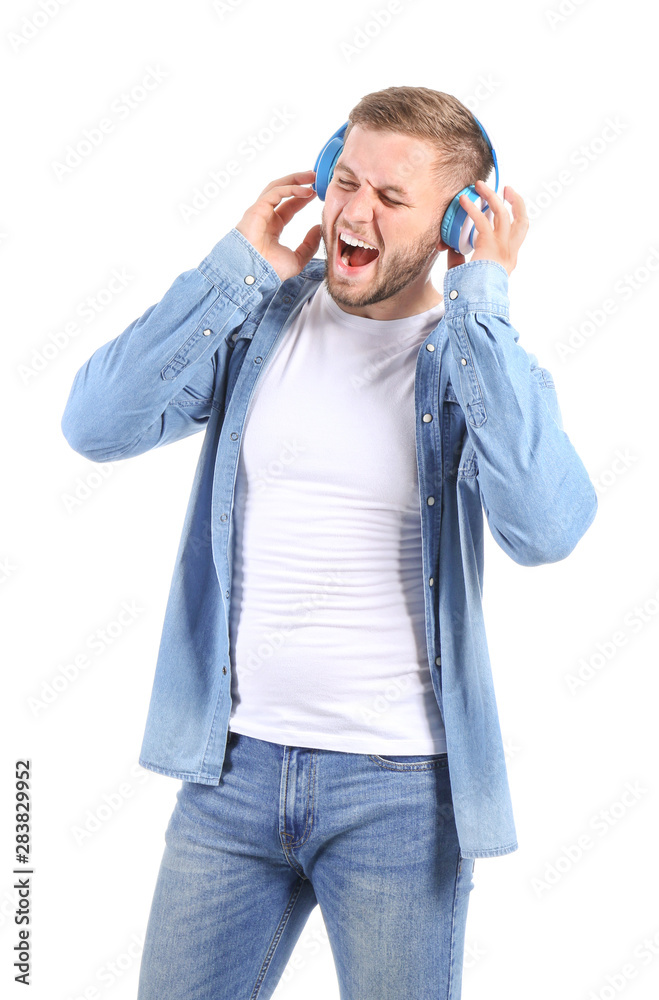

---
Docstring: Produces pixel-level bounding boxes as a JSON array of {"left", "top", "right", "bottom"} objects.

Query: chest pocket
[{"left": 442, "top": 381, "right": 476, "bottom": 480}]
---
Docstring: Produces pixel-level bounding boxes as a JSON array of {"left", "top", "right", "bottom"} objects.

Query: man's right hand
[{"left": 234, "top": 170, "right": 322, "bottom": 282}]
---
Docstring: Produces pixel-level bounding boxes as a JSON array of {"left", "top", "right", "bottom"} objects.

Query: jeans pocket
[{"left": 368, "top": 752, "right": 449, "bottom": 771}]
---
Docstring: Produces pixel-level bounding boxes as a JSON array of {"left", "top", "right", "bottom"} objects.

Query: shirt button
[
  {"left": 232, "top": 332, "right": 239, "bottom": 341},
  {"left": 244, "top": 274, "right": 255, "bottom": 284},
  {"left": 425, "top": 343, "right": 435, "bottom": 352},
  {"left": 461, "top": 357, "right": 467, "bottom": 365},
  {"left": 429, "top": 577, "right": 434, "bottom": 586},
  {"left": 449, "top": 289, "right": 459, "bottom": 300},
  {"left": 427, "top": 496, "right": 435, "bottom": 506},
  {"left": 435, "top": 655, "right": 441, "bottom": 666},
  {"left": 202, "top": 328, "right": 211, "bottom": 336},
  {"left": 422, "top": 413, "right": 433, "bottom": 423}
]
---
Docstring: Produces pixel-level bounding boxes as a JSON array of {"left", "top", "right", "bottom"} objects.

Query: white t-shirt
[{"left": 228, "top": 281, "right": 448, "bottom": 754}]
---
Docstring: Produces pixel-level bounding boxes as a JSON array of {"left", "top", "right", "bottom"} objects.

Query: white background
[{"left": 2, "top": 0, "right": 658, "bottom": 997}]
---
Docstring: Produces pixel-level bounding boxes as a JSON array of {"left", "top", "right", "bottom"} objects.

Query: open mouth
[{"left": 335, "top": 234, "right": 380, "bottom": 274}]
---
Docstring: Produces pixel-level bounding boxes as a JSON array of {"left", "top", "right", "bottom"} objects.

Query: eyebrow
[{"left": 334, "top": 162, "right": 410, "bottom": 198}]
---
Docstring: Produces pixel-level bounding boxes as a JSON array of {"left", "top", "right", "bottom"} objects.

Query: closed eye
[{"left": 335, "top": 179, "right": 403, "bottom": 206}]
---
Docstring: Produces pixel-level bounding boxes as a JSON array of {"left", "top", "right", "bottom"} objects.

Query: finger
[
  {"left": 505, "top": 185, "right": 530, "bottom": 240},
  {"left": 262, "top": 170, "right": 317, "bottom": 195},
  {"left": 250, "top": 185, "right": 316, "bottom": 228},
  {"left": 458, "top": 193, "right": 489, "bottom": 233},
  {"left": 500, "top": 186, "right": 529, "bottom": 255},
  {"left": 473, "top": 180, "right": 510, "bottom": 226},
  {"left": 258, "top": 183, "right": 317, "bottom": 210},
  {"left": 294, "top": 224, "right": 322, "bottom": 269}
]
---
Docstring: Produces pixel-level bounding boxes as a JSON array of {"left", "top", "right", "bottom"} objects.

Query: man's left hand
[{"left": 446, "top": 181, "right": 529, "bottom": 276}]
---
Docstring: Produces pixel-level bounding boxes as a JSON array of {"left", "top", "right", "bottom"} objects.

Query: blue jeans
[{"left": 137, "top": 730, "right": 476, "bottom": 999}]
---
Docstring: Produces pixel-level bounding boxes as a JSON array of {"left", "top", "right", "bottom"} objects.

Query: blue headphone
[{"left": 312, "top": 116, "right": 499, "bottom": 256}]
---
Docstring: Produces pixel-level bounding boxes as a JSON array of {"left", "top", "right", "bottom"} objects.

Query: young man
[{"left": 61, "top": 87, "right": 598, "bottom": 999}]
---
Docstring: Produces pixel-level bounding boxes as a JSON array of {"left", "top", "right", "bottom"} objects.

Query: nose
[{"left": 341, "top": 185, "right": 377, "bottom": 225}]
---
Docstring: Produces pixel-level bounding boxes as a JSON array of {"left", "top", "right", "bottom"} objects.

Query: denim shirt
[{"left": 61, "top": 228, "right": 598, "bottom": 859}]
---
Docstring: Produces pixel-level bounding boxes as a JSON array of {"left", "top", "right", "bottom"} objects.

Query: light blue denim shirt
[{"left": 61, "top": 228, "right": 598, "bottom": 859}]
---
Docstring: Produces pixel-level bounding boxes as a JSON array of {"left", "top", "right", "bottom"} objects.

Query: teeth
[{"left": 339, "top": 231, "right": 378, "bottom": 251}]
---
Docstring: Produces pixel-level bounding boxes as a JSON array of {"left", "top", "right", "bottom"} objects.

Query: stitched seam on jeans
[
  {"left": 249, "top": 879, "right": 305, "bottom": 998},
  {"left": 446, "top": 851, "right": 462, "bottom": 999}
]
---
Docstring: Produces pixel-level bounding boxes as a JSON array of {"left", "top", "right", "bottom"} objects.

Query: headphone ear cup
[
  {"left": 441, "top": 186, "right": 471, "bottom": 254},
  {"left": 313, "top": 122, "right": 349, "bottom": 200},
  {"left": 440, "top": 186, "right": 488, "bottom": 255}
]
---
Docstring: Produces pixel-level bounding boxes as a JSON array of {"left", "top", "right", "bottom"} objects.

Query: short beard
[{"left": 321, "top": 214, "right": 442, "bottom": 309}]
